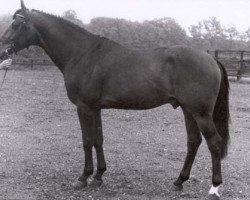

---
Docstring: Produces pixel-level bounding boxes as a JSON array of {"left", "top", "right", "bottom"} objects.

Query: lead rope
[
  {"left": 0, "top": 66, "right": 8, "bottom": 88},
  {"left": 0, "top": 50, "right": 12, "bottom": 88}
]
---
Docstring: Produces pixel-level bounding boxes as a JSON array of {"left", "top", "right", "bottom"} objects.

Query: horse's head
[{"left": 0, "top": 0, "right": 39, "bottom": 59}]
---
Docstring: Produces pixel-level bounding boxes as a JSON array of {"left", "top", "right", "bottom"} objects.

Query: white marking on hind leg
[{"left": 209, "top": 185, "right": 220, "bottom": 197}]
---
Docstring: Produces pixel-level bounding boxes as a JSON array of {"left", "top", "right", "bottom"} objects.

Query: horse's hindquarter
[{"left": 168, "top": 46, "right": 221, "bottom": 113}]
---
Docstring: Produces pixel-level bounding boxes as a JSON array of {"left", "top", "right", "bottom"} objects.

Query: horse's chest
[
  {"left": 64, "top": 81, "right": 79, "bottom": 104},
  {"left": 64, "top": 79, "right": 101, "bottom": 107},
  {"left": 63, "top": 64, "right": 104, "bottom": 107}
]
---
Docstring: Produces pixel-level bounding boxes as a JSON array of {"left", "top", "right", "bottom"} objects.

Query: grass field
[{"left": 0, "top": 68, "right": 249, "bottom": 200}]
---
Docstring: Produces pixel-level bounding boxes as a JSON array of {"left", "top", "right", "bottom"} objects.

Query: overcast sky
[{"left": 0, "top": 0, "right": 250, "bottom": 32}]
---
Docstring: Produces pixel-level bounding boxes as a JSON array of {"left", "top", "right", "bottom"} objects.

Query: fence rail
[
  {"left": 207, "top": 50, "right": 250, "bottom": 80},
  {"left": 12, "top": 58, "right": 54, "bottom": 67},
  {"left": 10, "top": 51, "right": 250, "bottom": 80}
]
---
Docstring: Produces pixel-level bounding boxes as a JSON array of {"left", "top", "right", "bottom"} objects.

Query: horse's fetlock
[
  {"left": 99, "top": 166, "right": 107, "bottom": 172},
  {"left": 179, "top": 173, "right": 189, "bottom": 181},
  {"left": 212, "top": 180, "right": 222, "bottom": 187},
  {"left": 84, "top": 168, "right": 94, "bottom": 176}
]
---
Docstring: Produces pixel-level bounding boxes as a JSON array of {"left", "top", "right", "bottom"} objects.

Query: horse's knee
[
  {"left": 94, "top": 138, "right": 103, "bottom": 148},
  {"left": 83, "top": 138, "right": 94, "bottom": 149}
]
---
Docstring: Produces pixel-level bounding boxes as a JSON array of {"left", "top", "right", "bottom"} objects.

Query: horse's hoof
[
  {"left": 72, "top": 180, "right": 88, "bottom": 190},
  {"left": 207, "top": 194, "right": 220, "bottom": 200},
  {"left": 89, "top": 179, "right": 103, "bottom": 187},
  {"left": 171, "top": 183, "right": 183, "bottom": 191}
]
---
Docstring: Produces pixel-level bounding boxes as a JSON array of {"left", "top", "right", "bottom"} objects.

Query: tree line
[{"left": 1, "top": 10, "right": 250, "bottom": 59}]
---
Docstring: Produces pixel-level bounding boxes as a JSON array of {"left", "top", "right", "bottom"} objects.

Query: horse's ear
[{"left": 21, "top": 0, "right": 28, "bottom": 15}]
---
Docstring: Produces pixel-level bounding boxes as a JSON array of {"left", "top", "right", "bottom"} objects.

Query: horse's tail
[{"left": 213, "top": 60, "right": 230, "bottom": 159}]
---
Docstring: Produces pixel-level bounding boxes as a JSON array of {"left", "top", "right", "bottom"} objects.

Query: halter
[
  {"left": 15, "top": 14, "right": 25, "bottom": 19},
  {"left": 2, "top": 14, "right": 26, "bottom": 57}
]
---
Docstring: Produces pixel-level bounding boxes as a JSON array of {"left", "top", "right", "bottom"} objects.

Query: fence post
[
  {"left": 31, "top": 59, "right": 35, "bottom": 69},
  {"left": 214, "top": 50, "right": 219, "bottom": 59},
  {"left": 237, "top": 51, "right": 244, "bottom": 81}
]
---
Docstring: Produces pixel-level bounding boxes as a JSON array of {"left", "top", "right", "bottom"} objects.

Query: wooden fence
[
  {"left": 207, "top": 50, "right": 250, "bottom": 80},
  {"left": 10, "top": 51, "right": 250, "bottom": 80},
  {"left": 12, "top": 58, "right": 55, "bottom": 69}
]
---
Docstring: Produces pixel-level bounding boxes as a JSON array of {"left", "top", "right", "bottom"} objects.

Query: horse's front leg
[
  {"left": 90, "top": 111, "right": 106, "bottom": 187},
  {"left": 73, "top": 104, "right": 97, "bottom": 189}
]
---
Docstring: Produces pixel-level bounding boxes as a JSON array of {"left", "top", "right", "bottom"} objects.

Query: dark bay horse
[{"left": 0, "top": 1, "right": 229, "bottom": 199}]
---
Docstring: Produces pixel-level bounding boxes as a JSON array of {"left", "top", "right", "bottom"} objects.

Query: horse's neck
[{"left": 32, "top": 13, "right": 97, "bottom": 72}]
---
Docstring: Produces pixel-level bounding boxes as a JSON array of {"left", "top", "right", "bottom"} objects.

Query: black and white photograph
[{"left": 0, "top": 0, "right": 249, "bottom": 199}]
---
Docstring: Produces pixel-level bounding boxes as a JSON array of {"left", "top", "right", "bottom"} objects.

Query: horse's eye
[{"left": 11, "top": 19, "right": 25, "bottom": 30}]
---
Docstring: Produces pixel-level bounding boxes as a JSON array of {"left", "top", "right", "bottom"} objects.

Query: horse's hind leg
[
  {"left": 194, "top": 114, "right": 223, "bottom": 198},
  {"left": 173, "top": 109, "right": 202, "bottom": 190}
]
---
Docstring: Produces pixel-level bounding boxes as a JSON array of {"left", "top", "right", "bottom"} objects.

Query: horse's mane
[
  {"left": 31, "top": 9, "right": 94, "bottom": 37},
  {"left": 13, "top": 9, "right": 122, "bottom": 48}
]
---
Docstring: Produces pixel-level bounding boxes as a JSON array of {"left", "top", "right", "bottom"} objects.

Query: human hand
[{"left": 0, "top": 59, "right": 12, "bottom": 70}]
